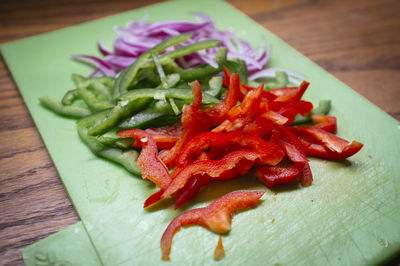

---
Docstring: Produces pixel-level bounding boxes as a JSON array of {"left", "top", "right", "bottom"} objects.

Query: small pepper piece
[
  {"left": 311, "top": 114, "right": 337, "bottom": 133},
  {"left": 160, "top": 190, "right": 265, "bottom": 261},
  {"left": 116, "top": 128, "right": 171, "bottom": 190},
  {"left": 158, "top": 80, "right": 203, "bottom": 167},
  {"left": 256, "top": 162, "right": 311, "bottom": 189}
]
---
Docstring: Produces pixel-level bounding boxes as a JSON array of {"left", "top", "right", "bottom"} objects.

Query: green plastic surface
[
  {"left": 22, "top": 222, "right": 101, "bottom": 266},
  {"left": 2, "top": 0, "right": 400, "bottom": 265}
]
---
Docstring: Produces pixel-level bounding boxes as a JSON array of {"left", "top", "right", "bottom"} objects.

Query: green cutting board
[{"left": 2, "top": 0, "right": 400, "bottom": 265}]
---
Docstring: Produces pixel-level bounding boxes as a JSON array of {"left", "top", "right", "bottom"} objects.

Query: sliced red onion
[
  {"left": 105, "top": 55, "right": 136, "bottom": 70},
  {"left": 97, "top": 40, "right": 113, "bottom": 56},
  {"left": 71, "top": 55, "right": 115, "bottom": 77},
  {"left": 73, "top": 14, "right": 303, "bottom": 82}
]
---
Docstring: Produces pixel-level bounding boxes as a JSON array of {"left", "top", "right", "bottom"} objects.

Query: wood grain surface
[{"left": 0, "top": 0, "right": 399, "bottom": 265}]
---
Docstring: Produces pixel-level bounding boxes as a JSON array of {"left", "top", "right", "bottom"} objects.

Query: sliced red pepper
[
  {"left": 160, "top": 190, "right": 265, "bottom": 260},
  {"left": 143, "top": 190, "right": 164, "bottom": 208},
  {"left": 256, "top": 162, "right": 306, "bottom": 189},
  {"left": 158, "top": 81, "right": 203, "bottom": 168},
  {"left": 212, "top": 84, "right": 263, "bottom": 133},
  {"left": 260, "top": 111, "right": 289, "bottom": 125},
  {"left": 174, "top": 175, "right": 210, "bottom": 209},
  {"left": 142, "top": 124, "right": 183, "bottom": 149},
  {"left": 242, "top": 116, "right": 275, "bottom": 138},
  {"left": 270, "top": 81, "right": 309, "bottom": 102},
  {"left": 311, "top": 115, "right": 337, "bottom": 133},
  {"left": 295, "top": 127, "right": 349, "bottom": 153},
  {"left": 199, "top": 73, "right": 241, "bottom": 127},
  {"left": 116, "top": 129, "right": 171, "bottom": 190},
  {"left": 222, "top": 66, "right": 231, "bottom": 87},
  {"left": 279, "top": 129, "right": 308, "bottom": 163},
  {"left": 300, "top": 162, "right": 313, "bottom": 186},
  {"left": 176, "top": 131, "right": 283, "bottom": 167},
  {"left": 162, "top": 150, "right": 283, "bottom": 199},
  {"left": 305, "top": 141, "right": 363, "bottom": 161},
  {"left": 227, "top": 84, "right": 263, "bottom": 121}
]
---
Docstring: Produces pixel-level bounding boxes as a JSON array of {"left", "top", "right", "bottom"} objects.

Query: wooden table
[{"left": 0, "top": 0, "right": 399, "bottom": 265}]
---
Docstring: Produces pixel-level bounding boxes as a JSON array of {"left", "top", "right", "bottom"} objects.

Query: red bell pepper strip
[
  {"left": 277, "top": 129, "right": 308, "bottom": 163},
  {"left": 161, "top": 149, "right": 283, "bottom": 200},
  {"left": 143, "top": 190, "right": 164, "bottom": 208},
  {"left": 143, "top": 124, "right": 183, "bottom": 149},
  {"left": 174, "top": 175, "right": 210, "bottom": 209},
  {"left": 199, "top": 73, "right": 241, "bottom": 128},
  {"left": 222, "top": 66, "right": 231, "bottom": 87},
  {"left": 227, "top": 83, "right": 263, "bottom": 121},
  {"left": 260, "top": 111, "right": 289, "bottom": 125},
  {"left": 256, "top": 162, "right": 308, "bottom": 189},
  {"left": 305, "top": 141, "right": 363, "bottom": 161},
  {"left": 295, "top": 127, "right": 349, "bottom": 153},
  {"left": 116, "top": 129, "right": 171, "bottom": 190},
  {"left": 212, "top": 84, "right": 263, "bottom": 133},
  {"left": 158, "top": 81, "right": 203, "bottom": 168},
  {"left": 311, "top": 115, "right": 337, "bottom": 133},
  {"left": 300, "top": 162, "right": 313, "bottom": 186},
  {"left": 160, "top": 190, "right": 265, "bottom": 261},
  {"left": 242, "top": 116, "right": 275, "bottom": 138},
  {"left": 270, "top": 81, "right": 309, "bottom": 102},
  {"left": 176, "top": 131, "right": 283, "bottom": 168}
]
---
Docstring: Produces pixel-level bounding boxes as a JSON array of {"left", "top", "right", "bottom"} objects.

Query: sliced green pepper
[
  {"left": 40, "top": 97, "right": 91, "bottom": 118},
  {"left": 291, "top": 100, "right": 331, "bottom": 125}
]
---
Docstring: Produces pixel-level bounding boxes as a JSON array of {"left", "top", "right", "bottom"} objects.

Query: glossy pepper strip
[
  {"left": 116, "top": 128, "right": 171, "bottom": 190},
  {"left": 212, "top": 83, "right": 263, "bottom": 133},
  {"left": 197, "top": 73, "right": 241, "bottom": 129},
  {"left": 269, "top": 81, "right": 309, "bottom": 102},
  {"left": 304, "top": 140, "right": 363, "bottom": 161},
  {"left": 142, "top": 124, "right": 183, "bottom": 149},
  {"left": 176, "top": 131, "right": 283, "bottom": 167},
  {"left": 256, "top": 162, "right": 312, "bottom": 189},
  {"left": 292, "top": 127, "right": 363, "bottom": 160},
  {"left": 161, "top": 149, "right": 283, "bottom": 199},
  {"left": 158, "top": 80, "right": 203, "bottom": 168},
  {"left": 270, "top": 129, "right": 308, "bottom": 163},
  {"left": 311, "top": 114, "right": 337, "bottom": 133},
  {"left": 160, "top": 190, "right": 265, "bottom": 261}
]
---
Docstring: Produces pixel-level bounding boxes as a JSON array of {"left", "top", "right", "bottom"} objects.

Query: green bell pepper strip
[
  {"left": 225, "top": 59, "right": 248, "bottom": 84},
  {"left": 247, "top": 71, "right": 289, "bottom": 89},
  {"left": 265, "top": 71, "right": 289, "bottom": 89},
  {"left": 142, "top": 39, "right": 221, "bottom": 69},
  {"left": 63, "top": 75, "right": 115, "bottom": 105},
  {"left": 118, "top": 100, "right": 185, "bottom": 129},
  {"left": 72, "top": 74, "right": 114, "bottom": 112},
  {"left": 87, "top": 97, "right": 153, "bottom": 136},
  {"left": 206, "top": 76, "right": 223, "bottom": 98},
  {"left": 164, "top": 46, "right": 228, "bottom": 82},
  {"left": 291, "top": 99, "right": 331, "bottom": 125},
  {"left": 62, "top": 89, "right": 80, "bottom": 105},
  {"left": 40, "top": 97, "right": 91, "bottom": 118},
  {"left": 96, "top": 135, "right": 135, "bottom": 150},
  {"left": 151, "top": 51, "right": 181, "bottom": 115},
  {"left": 151, "top": 52, "right": 169, "bottom": 89},
  {"left": 117, "top": 88, "right": 219, "bottom": 105},
  {"left": 77, "top": 112, "right": 140, "bottom": 175},
  {"left": 113, "top": 33, "right": 192, "bottom": 99}
]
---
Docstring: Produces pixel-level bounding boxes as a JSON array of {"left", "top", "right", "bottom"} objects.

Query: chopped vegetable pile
[{"left": 40, "top": 16, "right": 363, "bottom": 262}]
